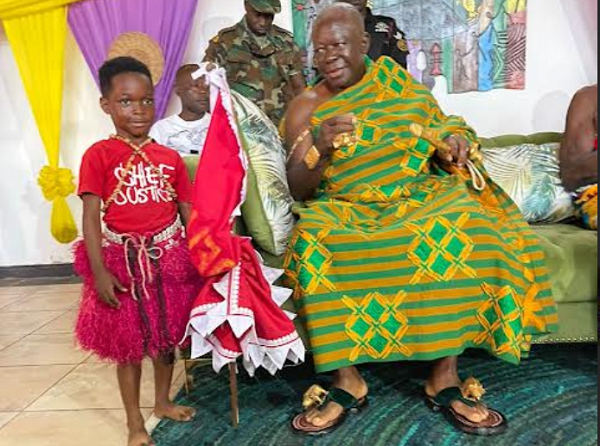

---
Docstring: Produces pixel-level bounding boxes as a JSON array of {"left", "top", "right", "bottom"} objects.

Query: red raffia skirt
[{"left": 74, "top": 219, "right": 201, "bottom": 364}]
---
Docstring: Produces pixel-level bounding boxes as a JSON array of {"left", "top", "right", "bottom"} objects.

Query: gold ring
[
  {"left": 468, "top": 144, "right": 483, "bottom": 162},
  {"left": 333, "top": 132, "right": 355, "bottom": 149}
]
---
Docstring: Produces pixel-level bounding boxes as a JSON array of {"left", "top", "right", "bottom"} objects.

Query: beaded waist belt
[
  {"left": 104, "top": 216, "right": 184, "bottom": 245},
  {"left": 103, "top": 216, "right": 185, "bottom": 302}
]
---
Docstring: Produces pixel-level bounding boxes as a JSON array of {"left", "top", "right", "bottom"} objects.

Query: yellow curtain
[
  {"left": 0, "top": 0, "right": 81, "bottom": 20},
  {"left": 3, "top": 6, "right": 78, "bottom": 243}
]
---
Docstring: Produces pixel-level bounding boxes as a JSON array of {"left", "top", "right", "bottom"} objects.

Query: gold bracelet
[
  {"left": 304, "top": 145, "right": 321, "bottom": 170},
  {"left": 287, "top": 128, "right": 311, "bottom": 163}
]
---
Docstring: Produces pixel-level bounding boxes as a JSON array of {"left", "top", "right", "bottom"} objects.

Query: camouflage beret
[{"left": 246, "top": 0, "right": 281, "bottom": 14}]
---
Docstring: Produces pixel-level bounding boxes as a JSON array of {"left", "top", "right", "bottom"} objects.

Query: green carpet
[{"left": 153, "top": 345, "right": 597, "bottom": 446}]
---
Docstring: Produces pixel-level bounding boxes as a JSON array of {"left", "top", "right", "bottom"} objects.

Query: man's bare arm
[
  {"left": 285, "top": 94, "right": 327, "bottom": 202},
  {"left": 290, "top": 73, "right": 306, "bottom": 97},
  {"left": 285, "top": 92, "right": 355, "bottom": 201},
  {"left": 560, "top": 85, "right": 598, "bottom": 191}
]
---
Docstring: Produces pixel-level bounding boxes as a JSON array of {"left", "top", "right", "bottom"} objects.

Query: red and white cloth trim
[{"left": 184, "top": 257, "right": 305, "bottom": 376}]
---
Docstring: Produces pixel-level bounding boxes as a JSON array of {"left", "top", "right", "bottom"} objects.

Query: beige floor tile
[
  {"left": 0, "top": 335, "right": 23, "bottom": 352},
  {"left": 84, "top": 354, "right": 103, "bottom": 364},
  {"left": 170, "top": 369, "right": 185, "bottom": 400},
  {"left": 0, "top": 409, "right": 152, "bottom": 446},
  {"left": 35, "top": 310, "right": 78, "bottom": 334},
  {"left": 0, "top": 311, "right": 64, "bottom": 335},
  {"left": 30, "top": 284, "right": 82, "bottom": 295},
  {"left": 0, "top": 413, "right": 18, "bottom": 430},
  {"left": 0, "top": 294, "right": 25, "bottom": 310},
  {"left": 28, "top": 361, "right": 157, "bottom": 411},
  {"left": 0, "top": 287, "right": 37, "bottom": 297},
  {"left": 1, "top": 292, "right": 80, "bottom": 313},
  {"left": 0, "top": 365, "right": 74, "bottom": 411},
  {"left": 0, "top": 334, "right": 89, "bottom": 366}
]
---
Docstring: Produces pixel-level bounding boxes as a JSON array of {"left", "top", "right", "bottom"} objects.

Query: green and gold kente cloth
[{"left": 284, "top": 57, "right": 558, "bottom": 374}]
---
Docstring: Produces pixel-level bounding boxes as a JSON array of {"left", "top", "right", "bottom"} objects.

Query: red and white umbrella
[{"left": 182, "top": 65, "right": 305, "bottom": 376}]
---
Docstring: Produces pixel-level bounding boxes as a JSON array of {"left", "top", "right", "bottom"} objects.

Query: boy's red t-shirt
[{"left": 78, "top": 138, "right": 193, "bottom": 234}]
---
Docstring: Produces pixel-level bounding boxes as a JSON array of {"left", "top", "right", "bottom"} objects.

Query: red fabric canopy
[{"left": 182, "top": 69, "right": 304, "bottom": 375}]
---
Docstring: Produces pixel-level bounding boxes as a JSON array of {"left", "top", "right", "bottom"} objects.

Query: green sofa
[
  {"left": 478, "top": 133, "right": 597, "bottom": 343},
  {"left": 185, "top": 132, "right": 598, "bottom": 346}
]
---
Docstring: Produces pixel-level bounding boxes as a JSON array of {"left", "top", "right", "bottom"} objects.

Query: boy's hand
[{"left": 94, "top": 268, "right": 127, "bottom": 309}]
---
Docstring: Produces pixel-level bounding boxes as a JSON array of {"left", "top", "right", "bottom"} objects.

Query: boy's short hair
[{"left": 99, "top": 56, "right": 153, "bottom": 97}]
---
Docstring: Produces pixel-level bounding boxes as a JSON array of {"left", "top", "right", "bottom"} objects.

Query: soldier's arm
[
  {"left": 203, "top": 37, "right": 226, "bottom": 66},
  {"left": 289, "top": 43, "right": 306, "bottom": 96},
  {"left": 388, "top": 19, "right": 409, "bottom": 69}
]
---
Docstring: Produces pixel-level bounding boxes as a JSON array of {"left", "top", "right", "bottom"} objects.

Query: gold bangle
[
  {"left": 304, "top": 145, "right": 321, "bottom": 170},
  {"left": 287, "top": 128, "right": 311, "bottom": 163}
]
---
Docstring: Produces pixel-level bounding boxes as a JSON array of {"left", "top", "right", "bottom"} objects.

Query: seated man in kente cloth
[{"left": 283, "top": 4, "right": 558, "bottom": 436}]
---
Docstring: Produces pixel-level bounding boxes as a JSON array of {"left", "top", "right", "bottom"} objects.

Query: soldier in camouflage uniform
[
  {"left": 337, "top": 0, "right": 409, "bottom": 68},
  {"left": 204, "top": 0, "right": 306, "bottom": 127}
]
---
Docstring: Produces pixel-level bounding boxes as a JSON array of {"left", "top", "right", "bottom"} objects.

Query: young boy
[
  {"left": 150, "top": 64, "right": 211, "bottom": 157},
  {"left": 75, "top": 56, "right": 198, "bottom": 446}
]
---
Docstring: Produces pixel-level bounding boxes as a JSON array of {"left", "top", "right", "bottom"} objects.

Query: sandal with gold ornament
[
  {"left": 291, "top": 385, "right": 369, "bottom": 436},
  {"left": 425, "top": 377, "right": 508, "bottom": 436}
]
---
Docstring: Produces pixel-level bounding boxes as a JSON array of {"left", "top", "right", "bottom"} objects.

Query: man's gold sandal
[
  {"left": 291, "top": 385, "right": 369, "bottom": 436},
  {"left": 425, "top": 377, "right": 508, "bottom": 436}
]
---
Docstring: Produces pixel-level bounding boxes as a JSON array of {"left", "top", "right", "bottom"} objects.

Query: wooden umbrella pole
[{"left": 229, "top": 362, "right": 240, "bottom": 428}]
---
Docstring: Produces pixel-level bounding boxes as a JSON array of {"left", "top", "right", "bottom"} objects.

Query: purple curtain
[{"left": 68, "top": 0, "right": 198, "bottom": 119}]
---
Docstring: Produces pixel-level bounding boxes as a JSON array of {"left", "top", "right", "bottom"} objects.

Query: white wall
[{"left": 0, "top": 0, "right": 596, "bottom": 267}]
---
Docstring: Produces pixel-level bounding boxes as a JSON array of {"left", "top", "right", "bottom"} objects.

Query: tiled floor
[{"left": 0, "top": 283, "right": 185, "bottom": 446}]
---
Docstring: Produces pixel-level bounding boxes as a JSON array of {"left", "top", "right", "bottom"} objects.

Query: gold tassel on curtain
[{"left": 3, "top": 6, "right": 78, "bottom": 243}]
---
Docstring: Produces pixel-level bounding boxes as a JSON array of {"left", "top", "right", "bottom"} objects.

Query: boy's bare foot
[
  {"left": 128, "top": 428, "right": 154, "bottom": 446},
  {"left": 155, "top": 402, "right": 196, "bottom": 422}
]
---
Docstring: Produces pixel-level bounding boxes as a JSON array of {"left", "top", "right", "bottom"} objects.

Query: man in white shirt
[{"left": 150, "top": 64, "right": 211, "bottom": 157}]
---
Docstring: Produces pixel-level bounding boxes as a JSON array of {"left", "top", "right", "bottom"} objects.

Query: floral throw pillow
[
  {"left": 231, "top": 91, "right": 295, "bottom": 256},
  {"left": 481, "top": 142, "right": 575, "bottom": 224}
]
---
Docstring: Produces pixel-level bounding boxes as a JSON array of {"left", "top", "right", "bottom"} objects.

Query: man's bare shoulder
[
  {"left": 285, "top": 88, "right": 326, "bottom": 134},
  {"left": 566, "top": 84, "right": 598, "bottom": 130},
  {"left": 290, "top": 83, "right": 331, "bottom": 111},
  {"left": 573, "top": 85, "right": 598, "bottom": 105},
  {"left": 292, "top": 88, "right": 319, "bottom": 106},
  {"left": 286, "top": 89, "right": 316, "bottom": 117},
  {"left": 579, "top": 84, "right": 598, "bottom": 94}
]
